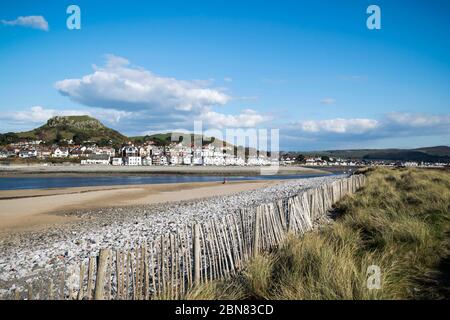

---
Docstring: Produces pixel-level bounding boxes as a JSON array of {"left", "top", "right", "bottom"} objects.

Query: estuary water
[{"left": 0, "top": 173, "right": 340, "bottom": 190}]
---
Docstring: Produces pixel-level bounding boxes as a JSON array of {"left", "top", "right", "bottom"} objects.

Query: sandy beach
[{"left": 0, "top": 180, "right": 280, "bottom": 234}]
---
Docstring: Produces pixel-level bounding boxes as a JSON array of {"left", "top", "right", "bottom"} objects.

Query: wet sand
[{"left": 0, "top": 180, "right": 280, "bottom": 234}]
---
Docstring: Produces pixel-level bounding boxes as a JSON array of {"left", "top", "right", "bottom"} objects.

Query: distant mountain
[{"left": 300, "top": 146, "right": 450, "bottom": 163}]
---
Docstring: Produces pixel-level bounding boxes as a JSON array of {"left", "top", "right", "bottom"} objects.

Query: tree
[
  {"left": 296, "top": 154, "right": 306, "bottom": 164},
  {"left": 0, "top": 132, "right": 19, "bottom": 145},
  {"left": 97, "top": 138, "right": 112, "bottom": 147},
  {"left": 73, "top": 132, "right": 89, "bottom": 145},
  {"left": 54, "top": 131, "right": 63, "bottom": 144}
]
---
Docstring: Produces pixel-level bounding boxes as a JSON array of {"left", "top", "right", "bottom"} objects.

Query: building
[
  {"left": 52, "top": 148, "right": 69, "bottom": 158},
  {"left": 69, "top": 147, "right": 85, "bottom": 158},
  {"left": 170, "top": 155, "right": 181, "bottom": 165},
  {"left": 19, "top": 149, "right": 37, "bottom": 158},
  {"left": 142, "top": 156, "right": 152, "bottom": 166},
  {"left": 111, "top": 157, "right": 123, "bottom": 166},
  {"left": 94, "top": 147, "right": 115, "bottom": 157},
  {"left": 37, "top": 149, "right": 52, "bottom": 159},
  {"left": 182, "top": 155, "right": 192, "bottom": 165},
  {"left": 121, "top": 145, "right": 139, "bottom": 157},
  {"left": 192, "top": 156, "right": 203, "bottom": 165},
  {"left": 152, "top": 155, "right": 168, "bottom": 166},
  {"left": 124, "top": 156, "right": 142, "bottom": 166},
  {"left": 81, "top": 154, "right": 111, "bottom": 165}
]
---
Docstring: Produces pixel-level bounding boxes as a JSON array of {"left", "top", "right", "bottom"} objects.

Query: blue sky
[{"left": 0, "top": 0, "right": 449, "bottom": 150}]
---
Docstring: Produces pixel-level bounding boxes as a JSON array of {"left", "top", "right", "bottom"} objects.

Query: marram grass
[{"left": 185, "top": 168, "right": 450, "bottom": 300}]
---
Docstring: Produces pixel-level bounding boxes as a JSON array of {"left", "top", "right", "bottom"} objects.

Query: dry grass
[{"left": 185, "top": 168, "right": 450, "bottom": 300}]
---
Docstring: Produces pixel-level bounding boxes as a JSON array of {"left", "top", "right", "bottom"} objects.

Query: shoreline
[{"left": 0, "top": 165, "right": 331, "bottom": 177}]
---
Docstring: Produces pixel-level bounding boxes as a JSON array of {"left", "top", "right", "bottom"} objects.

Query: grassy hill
[
  {"left": 131, "top": 132, "right": 222, "bottom": 147},
  {"left": 131, "top": 132, "right": 258, "bottom": 155},
  {"left": 414, "top": 146, "right": 450, "bottom": 157},
  {"left": 5, "top": 115, "right": 128, "bottom": 146}
]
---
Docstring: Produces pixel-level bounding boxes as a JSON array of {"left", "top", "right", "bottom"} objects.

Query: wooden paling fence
[{"left": 11, "top": 174, "right": 366, "bottom": 300}]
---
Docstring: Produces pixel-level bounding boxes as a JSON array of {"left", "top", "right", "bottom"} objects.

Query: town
[
  {"left": 279, "top": 154, "right": 449, "bottom": 168},
  {"left": 1, "top": 139, "right": 448, "bottom": 169},
  {"left": 0, "top": 139, "right": 277, "bottom": 166}
]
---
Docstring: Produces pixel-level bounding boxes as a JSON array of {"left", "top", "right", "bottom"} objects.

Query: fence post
[
  {"left": 77, "top": 262, "right": 85, "bottom": 300},
  {"left": 48, "top": 279, "right": 54, "bottom": 300},
  {"left": 253, "top": 207, "right": 261, "bottom": 257},
  {"left": 27, "top": 283, "right": 33, "bottom": 300},
  {"left": 87, "top": 256, "right": 95, "bottom": 300},
  {"left": 59, "top": 271, "right": 65, "bottom": 300},
  {"left": 94, "top": 249, "right": 110, "bottom": 300},
  {"left": 193, "top": 224, "right": 201, "bottom": 286}
]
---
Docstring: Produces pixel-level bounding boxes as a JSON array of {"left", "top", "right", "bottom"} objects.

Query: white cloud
[
  {"left": 291, "top": 113, "right": 450, "bottom": 137},
  {"left": 1, "top": 16, "right": 49, "bottom": 31},
  {"left": 224, "top": 77, "right": 233, "bottom": 83},
  {"left": 198, "top": 109, "right": 270, "bottom": 128},
  {"left": 52, "top": 55, "right": 273, "bottom": 132},
  {"left": 283, "top": 112, "right": 450, "bottom": 150},
  {"left": 295, "top": 118, "right": 379, "bottom": 134},
  {"left": 320, "top": 98, "right": 336, "bottom": 105},
  {"left": 7, "top": 106, "right": 84, "bottom": 123},
  {"left": 1, "top": 106, "right": 131, "bottom": 125},
  {"left": 385, "top": 112, "right": 450, "bottom": 128},
  {"left": 55, "top": 55, "right": 230, "bottom": 113}
]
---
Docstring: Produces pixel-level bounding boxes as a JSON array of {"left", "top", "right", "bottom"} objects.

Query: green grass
[{"left": 185, "top": 168, "right": 450, "bottom": 300}]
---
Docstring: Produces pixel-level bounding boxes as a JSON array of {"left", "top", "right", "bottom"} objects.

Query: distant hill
[
  {"left": 413, "top": 146, "right": 450, "bottom": 157},
  {"left": 131, "top": 132, "right": 223, "bottom": 147},
  {"left": 300, "top": 146, "right": 450, "bottom": 163},
  {"left": 13, "top": 115, "right": 128, "bottom": 146},
  {"left": 0, "top": 116, "right": 247, "bottom": 151}
]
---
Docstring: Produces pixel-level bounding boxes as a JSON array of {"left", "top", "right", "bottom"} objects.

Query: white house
[
  {"left": 124, "top": 156, "right": 142, "bottom": 166},
  {"left": 94, "top": 147, "right": 115, "bottom": 157},
  {"left": 37, "top": 149, "right": 52, "bottom": 159},
  {"left": 192, "top": 156, "right": 203, "bottom": 165},
  {"left": 159, "top": 155, "right": 168, "bottom": 165},
  {"left": 19, "top": 149, "right": 37, "bottom": 158},
  {"left": 183, "top": 155, "right": 192, "bottom": 165},
  {"left": 52, "top": 148, "right": 69, "bottom": 158},
  {"left": 170, "top": 155, "right": 180, "bottom": 165},
  {"left": 111, "top": 157, "right": 123, "bottom": 166},
  {"left": 142, "top": 156, "right": 152, "bottom": 166},
  {"left": 121, "top": 145, "right": 139, "bottom": 157},
  {"left": 81, "top": 154, "right": 111, "bottom": 165}
]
